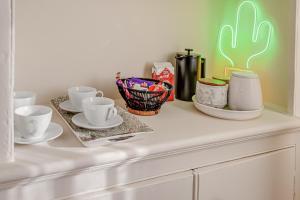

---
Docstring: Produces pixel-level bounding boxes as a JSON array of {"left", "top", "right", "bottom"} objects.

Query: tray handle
[{"left": 108, "top": 135, "right": 134, "bottom": 142}]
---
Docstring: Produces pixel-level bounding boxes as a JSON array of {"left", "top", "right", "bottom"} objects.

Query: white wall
[
  {"left": 15, "top": 0, "right": 296, "bottom": 112},
  {"left": 0, "top": 0, "right": 14, "bottom": 162},
  {"left": 15, "top": 0, "right": 207, "bottom": 103},
  {"left": 208, "top": 0, "right": 296, "bottom": 113}
]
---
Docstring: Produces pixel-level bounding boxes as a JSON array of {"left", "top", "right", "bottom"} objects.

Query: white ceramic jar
[
  {"left": 229, "top": 72, "right": 263, "bottom": 111},
  {"left": 196, "top": 78, "right": 228, "bottom": 108}
]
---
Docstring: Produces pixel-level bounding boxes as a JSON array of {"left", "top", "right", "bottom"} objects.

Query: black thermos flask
[{"left": 175, "top": 49, "right": 206, "bottom": 101}]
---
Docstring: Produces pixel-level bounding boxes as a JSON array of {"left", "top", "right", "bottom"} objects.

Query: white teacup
[
  {"left": 82, "top": 97, "right": 117, "bottom": 126},
  {"left": 14, "top": 105, "right": 52, "bottom": 140},
  {"left": 68, "top": 86, "right": 103, "bottom": 111},
  {"left": 14, "top": 91, "right": 36, "bottom": 110}
]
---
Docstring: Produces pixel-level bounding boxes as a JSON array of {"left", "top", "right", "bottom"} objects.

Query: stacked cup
[
  {"left": 14, "top": 91, "right": 54, "bottom": 141},
  {"left": 68, "top": 86, "right": 103, "bottom": 112},
  {"left": 67, "top": 86, "right": 120, "bottom": 127}
]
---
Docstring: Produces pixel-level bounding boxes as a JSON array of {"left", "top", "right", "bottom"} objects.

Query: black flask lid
[{"left": 176, "top": 48, "right": 200, "bottom": 59}]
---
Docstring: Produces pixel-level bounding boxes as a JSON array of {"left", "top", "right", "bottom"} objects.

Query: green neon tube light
[{"left": 218, "top": 0, "right": 273, "bottom": 69}]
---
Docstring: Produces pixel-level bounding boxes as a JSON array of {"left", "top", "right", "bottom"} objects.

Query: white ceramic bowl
[{"left": 14, "top": 105, "right": 52, "bottom": 140}]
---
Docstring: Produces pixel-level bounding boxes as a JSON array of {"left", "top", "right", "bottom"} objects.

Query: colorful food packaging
[
  {"left": 116, "top": 72, "right": 171, "bottom": 101},
  {"left": 152, "top": 62, "right": 174, "bottom": 101},
  {"left": 125, "top": 77, "right": 156, "bottom": 89}
]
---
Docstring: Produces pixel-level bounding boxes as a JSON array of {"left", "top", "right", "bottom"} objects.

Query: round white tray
[{"left": 192, "top": 96, "right": 263, "bottom": 121}]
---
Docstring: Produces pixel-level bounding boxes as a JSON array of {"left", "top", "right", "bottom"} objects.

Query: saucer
[
  {"left": 72, "top": 113, "right": 123, "bottom": 130},
  {"left": 59, "top": 100, "right": 81, "bottom": 113},
  {"left": 192, "top": 96, "right": 263, "bottom": 121},
  {"left": 15, "top": 122, "right": 63, "bottom": 144}
]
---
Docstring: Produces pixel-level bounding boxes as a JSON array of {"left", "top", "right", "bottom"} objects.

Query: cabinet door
[
  {"left": 195, "top": 148, "right": 295, "bottom": 200},
  {"left": 73, "top": 171, "right": 193, "bottom": 200}
]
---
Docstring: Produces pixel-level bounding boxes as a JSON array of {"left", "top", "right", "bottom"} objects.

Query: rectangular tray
[{"left": 51, "top": 96, "right": 154, "bottom": 147}]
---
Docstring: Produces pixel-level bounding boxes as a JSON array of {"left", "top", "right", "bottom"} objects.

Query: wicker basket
[{"left": 116, "top": 78, "right": 173, "bottom": 116}]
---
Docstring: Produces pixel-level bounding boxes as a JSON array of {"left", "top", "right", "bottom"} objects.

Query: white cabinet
[
  {"left": 73, "top": 171, "right": 193, "bottom": 200},
  {"left": 4, "top": 125, "right": 299, "bottom": 200},
  {"left": 194, "top": 148, "right": 295, "bottom": 200}
]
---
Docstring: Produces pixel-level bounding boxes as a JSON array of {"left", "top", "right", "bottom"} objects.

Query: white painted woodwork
[
  {"left": 0, "top": 132, "right": 296, "bottom": 199},
  {"left": 0, "top": 171, "right": 193, "bottom": 200},
  {"left": 195, "top": 148, "right": 295, "bottom": 200},
  {"left": 294, "top": 132, "right": 300, "bottom": 200},
  {"left": 2, "top": 102, "right": 300, "bottom": 184},
  {"left": 294, "top": 0, "right": 300, "bottom": 117},
  {"left": 68, "top": 171, "right": 193, "bottom": 200},
  {"left": 0, "top": 0, "right": 14, "bottom": 162},
  {"left": 0, "top": 101, "right": 299, "bottom": 199}
]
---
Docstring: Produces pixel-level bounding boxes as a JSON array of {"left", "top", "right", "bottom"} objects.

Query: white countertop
[{"left": 1, "top": 100, "right": 300, "bottom": 185}]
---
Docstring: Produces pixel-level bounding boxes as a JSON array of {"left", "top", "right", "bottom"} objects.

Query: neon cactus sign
[{"left": 218, "top": 0, "right": 273, "bottom": 69}]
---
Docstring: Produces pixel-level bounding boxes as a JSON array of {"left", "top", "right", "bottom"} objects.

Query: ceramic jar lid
[
  {"left": 198, "top": 78, "right": 227, "bottom": 86},
  {"left": 212, "top": 75, "right": 230, "bottom": 84},
  {"left": 231, "top": 71, "right": 258, "bottom": 79}
]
